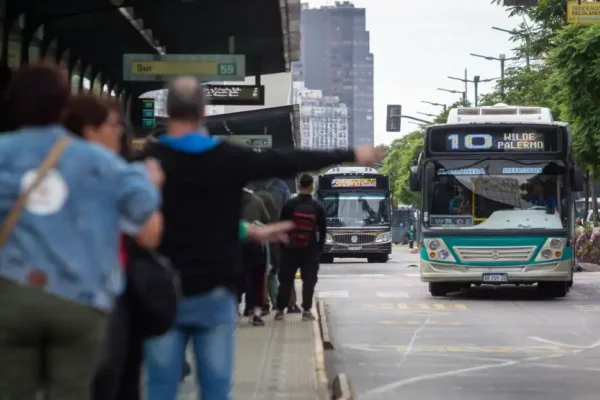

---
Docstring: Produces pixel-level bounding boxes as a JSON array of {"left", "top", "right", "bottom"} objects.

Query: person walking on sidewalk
[
  {"left": 275, "top": 174, "right": 327, "bottom": 321},
  {"left": 139, "top": 76, "right": 383, "bottom": 400}
]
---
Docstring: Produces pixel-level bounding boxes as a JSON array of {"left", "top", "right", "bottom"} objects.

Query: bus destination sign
[
  {"left": 332, "top": 178, "right": 377, "bottom": 188},
  {"left": 429, "top": 127, "right": 560, "bottom": 153}
]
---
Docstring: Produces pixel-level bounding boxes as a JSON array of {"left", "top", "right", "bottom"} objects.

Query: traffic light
[{"left": 386, "top": 105, "right": 401, "bottom": 132}]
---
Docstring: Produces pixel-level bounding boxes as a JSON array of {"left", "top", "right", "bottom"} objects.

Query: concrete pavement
[
  {"left": 177, "top": 282, "right": 328, "bottom": 400},
  {"left": 318, "top": 246, "right": 600, "bottom": 400}
]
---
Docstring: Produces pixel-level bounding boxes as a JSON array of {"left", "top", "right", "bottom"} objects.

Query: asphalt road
[{"left": 319, "top": 246, "right": 600, "bottom": 400}]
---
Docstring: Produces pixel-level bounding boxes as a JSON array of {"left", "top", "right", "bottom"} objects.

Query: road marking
[
  {"left": 529, "top": 336, "right": 600, "bottom": 350},
  {"left": 317, "top": 290, "right": 349, "bottom": 298},
  {"left": 318, "top": 274, "right": 388, "bottom": 279},
  {"left": 405, "top": 273, "right": 420, "bottom": 277},
  {"left": 376, "top": 291, "right": 410, "bottom": 298},
  {"left": 361, "top": 274, "right": 386, "bottom": 277},
  {"left": 574, "top": 305, "right": 600, "bottom": 312},
  {"left": 361, "top": 303, "right": 454, "bottom": 316},
  {"left": 343, "top": 344, "right": 567, "bottom": 355},
  {"left": 396, "top": 303, "right": 469, "bottom": 311},
  {"left": 318, "top": 274, "right": 342, "bottom": 278},
  {"left": 379, "top": 320, "right": 462, "bottom": 326}
]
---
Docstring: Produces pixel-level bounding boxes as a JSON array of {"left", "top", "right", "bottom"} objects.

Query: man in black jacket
[
  {"left": 275, "top": 174, "right": 326, "bottom": 321},
  {"left": 140, "top": 76, "right": 383, "bottom": 400}
]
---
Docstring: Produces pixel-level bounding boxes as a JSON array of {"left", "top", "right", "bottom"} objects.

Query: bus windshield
[
  {"left": 424, "top": 159, "right": 568, "bottom": 230},
  {"left": 320, "top": 192, "right": 390, "bottom": 228}
]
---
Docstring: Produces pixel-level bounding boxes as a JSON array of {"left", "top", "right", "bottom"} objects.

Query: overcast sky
[{"left": 307, "top": 0, "right": 522, "bottom": 145}]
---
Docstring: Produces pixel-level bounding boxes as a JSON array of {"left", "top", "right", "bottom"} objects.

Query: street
[{"left": 319, "top": 246, "right": 600, "bottom": 400}]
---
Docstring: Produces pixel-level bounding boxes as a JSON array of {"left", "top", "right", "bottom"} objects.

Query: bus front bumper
[
  {"left": 323, "top": 242, "right": 392, "bottom": 256},
  {"left": 420, "top": 260, "right": 572, "bottom": 283}
]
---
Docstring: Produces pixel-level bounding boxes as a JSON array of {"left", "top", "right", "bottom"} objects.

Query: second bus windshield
[{"left": 320, "top": 192, "right": 390, "bottom": 228}]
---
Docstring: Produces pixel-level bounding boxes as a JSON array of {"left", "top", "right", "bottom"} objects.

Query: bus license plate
[
  {"left": 482, "top": 273, "right": 507, "bottom": 282},
  {"left": 348, "top": 246, "right": 362, "bottom": 251}
]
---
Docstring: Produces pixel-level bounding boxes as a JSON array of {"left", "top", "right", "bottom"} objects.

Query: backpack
[
  {"left": 252, "top": 179, "right": 290, "bottom": 221},
  {"left": 289, "top": 201, "right": 318, "bottom": 248}
]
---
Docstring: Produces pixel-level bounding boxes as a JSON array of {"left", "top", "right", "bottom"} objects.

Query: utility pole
[
  {"left": 437, "top": 87, "right": 466, "bottom": 103},
  {"left": 492, "top": 26, "right": 531, "bottom": 67},
  {"left": 421, "top": 100, "right": 447, "bottom": 111},
  {"left": 448, "top": 75, "right": 499, "bottom": 107},
  {"left": 470, "top": 53, "right": 519, "bottom": 99}
]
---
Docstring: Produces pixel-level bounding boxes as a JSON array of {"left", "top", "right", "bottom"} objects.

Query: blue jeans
[{"left": 144, "top": 288, "right": 237, "bottom": 400}]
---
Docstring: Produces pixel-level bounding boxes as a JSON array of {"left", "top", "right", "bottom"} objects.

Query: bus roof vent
[
  {"left": 481, "top": 107, "right": 518, "bottom": 115},
  {"left": 519, "top": 107, "right": 543, "bottom": 115},
  {"left": 456, "top": 108, "right": 481, "bottom": 115}
]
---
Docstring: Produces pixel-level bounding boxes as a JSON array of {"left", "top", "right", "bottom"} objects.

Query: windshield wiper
[{"left": 441, "top": 156, "right": 549, "bottom": 172}]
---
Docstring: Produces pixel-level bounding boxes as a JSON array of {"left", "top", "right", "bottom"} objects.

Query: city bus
[
  {"left": 317, "top": 167, "right": 392, "bottom": 263},
  {"left": 409, "top": 104, "right": 584, "bottom": 298}
]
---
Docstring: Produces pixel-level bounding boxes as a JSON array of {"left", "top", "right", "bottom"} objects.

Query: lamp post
[
  {"left": 437, "top": 87, "right": 466, "bottom": 102},
  {"left": 417, "top": 111, "right": 436, "bottom": 118},
  {"left": 492, "top": 26, "right": 531, "bottom": 67},
  {"left": 421, "top": 100, "right": 447, "bottom": 111},
  {"left": 448, "top": 75, "right": 499, "bottom": 107},
  {"left": 470, "top": 53, "right": 519, "bottom": 99}
]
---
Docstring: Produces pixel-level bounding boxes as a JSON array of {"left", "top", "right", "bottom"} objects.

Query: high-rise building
[
  {"left": 293, "top": 81, "right": 349, "bottom": 150},
  {"left": 295, "top": 1, "right": 374, "bottom": 146}
]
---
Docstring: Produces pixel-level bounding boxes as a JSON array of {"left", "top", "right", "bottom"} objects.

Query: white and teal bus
[{"left": 409, "top": 104, "right": 584, "bottom": 298}]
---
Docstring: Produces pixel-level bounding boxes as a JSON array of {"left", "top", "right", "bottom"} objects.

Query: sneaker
[
  {"left": 261, "top": 305, "right": 270, "bottom": 316},
  {"left": 288, "top": 304, "right": 302, "bottom": 314},
  {"left": 274, "top": 310, "right": 284, "bottom": 321},
  {"left": 251, "top": 315, "right": 265, "bottom": 326},
  {"left": 302, "top": 310, "right": 316, "bottom": 321}
]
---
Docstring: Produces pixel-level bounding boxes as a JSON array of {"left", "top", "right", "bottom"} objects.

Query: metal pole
[
  {"left": 474, "top": 76, "right": 480, "bottom": 107},
  {"left": 464, "top": 68, "right": 468, "bottom": 101},
  {"left": 500, "top": 58, "right": 505, "bottom": 100}
]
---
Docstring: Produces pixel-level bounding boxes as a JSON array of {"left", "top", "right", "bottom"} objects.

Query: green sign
[
  {"left": 141, "top": 98, "right": 155, "bottom": 129},
  {"left": 217, "top": 63, "right": 237, "bottom": 76},
  {"left": 142, "top": 119, "right": 156, "bottom": 128}
]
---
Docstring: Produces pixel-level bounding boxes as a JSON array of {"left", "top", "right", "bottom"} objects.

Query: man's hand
[
  {"left": 247, "top": 221, "right": 294, "bottom": 244},
  {"left": 145, "top": 158, "right": 165, "bottom": 188},
  {"left": 354, "top": 146, "right": 384, "bottom": 167}
]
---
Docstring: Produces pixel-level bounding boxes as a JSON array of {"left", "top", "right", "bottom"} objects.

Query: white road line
[
  {"left": 317, "top": 290, "right": 350, "bottom": 298},
  {"left": 318, "top": 274, "right": 387, "bottom": 278},
  {"left": 405, "top": 273, "right": 420, "bottom": 277},
  {"left": 318, "top": 274, "right": 342, "bottom": 278},
  {"left": 376, "top": 291, "right": 410, "bottom": 298},
  {"left": 361, "top": 273, "right": 386, "bottom": 277}
]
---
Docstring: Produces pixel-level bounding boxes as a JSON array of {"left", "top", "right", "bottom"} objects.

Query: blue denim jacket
[{"left": 0, "top": 126, "right": 161, "bottom": 311}]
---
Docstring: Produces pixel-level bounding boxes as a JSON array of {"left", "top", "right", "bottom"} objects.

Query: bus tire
[
  {"left": 429, "top": 282, "right": 448, "bottom": 297},
  {"left": 321, "top": 255, "right": 334, "bottom": 264},
  {"left": 552, "top": 282, "right": 568, "bottom": 298}
]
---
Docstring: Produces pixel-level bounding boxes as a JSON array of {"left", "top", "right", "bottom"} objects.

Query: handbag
[
  {"left": 0, "top": 136, "right": 71, "bottom": 247},
  {"left": 126, "top": 239, "right": 181, "bottom": 338}
]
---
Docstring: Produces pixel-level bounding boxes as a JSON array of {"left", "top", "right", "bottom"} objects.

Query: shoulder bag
[{"left": 0, "top": 136, "right": 71, "bottom": 247}]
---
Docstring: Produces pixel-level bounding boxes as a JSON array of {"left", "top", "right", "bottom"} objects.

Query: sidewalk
[{"left": 178, "top": 290, "right": 328, "bottom": 400}]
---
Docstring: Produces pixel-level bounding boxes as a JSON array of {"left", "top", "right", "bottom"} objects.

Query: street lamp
[
  {"left": 421, "top": 100, "right": 447, "bottom": 111},
  {"left": 417, "top": 111, "right": 436, "bottom": 118},
  {"left": 492, "top": 26, "right": 531, "bottom": 67},
  {"left": 470, "top": 53, "right": 519, "bottom": 98},
  {"left": 448, "top": 75, "right": 499, "bottom": 107},
  {"left": 437, "top": 88, "right": 466, "bottom": 102}
]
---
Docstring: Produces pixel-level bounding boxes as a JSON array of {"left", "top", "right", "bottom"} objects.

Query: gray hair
[{"left": 166, "top": 76, "right": 207, "bottom": 121}]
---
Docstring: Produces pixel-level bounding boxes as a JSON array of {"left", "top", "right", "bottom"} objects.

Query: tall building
[
  {"left": 296, "top": 1, "right": 374, "bottom": 146},
  {"left": 294, "top": 81, "right": 349, "bottom": 150}
]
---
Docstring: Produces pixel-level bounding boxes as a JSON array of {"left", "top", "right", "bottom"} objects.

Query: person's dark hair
[
  {"left": 299, "top": 174, "right": 314, "bottom": 189},
  {"left": 6, "top": 61, "right": 70, "bottom": 129},
  {"left": 62, "top": 94, "right": 119, "bottom": 137}
]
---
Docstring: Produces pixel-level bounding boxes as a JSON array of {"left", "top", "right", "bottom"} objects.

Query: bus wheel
[
  {"left": 429, "top": 282, "right": 448, "bottom": 297},
  {"left": 321, "top": 255, "right": 334, "bottom": 264},
  {"left": 538, "top": 282, "right": 568, "bottom": 298}
]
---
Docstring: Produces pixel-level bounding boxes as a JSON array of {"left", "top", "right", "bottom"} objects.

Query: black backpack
[{"left": 289, "top": 201, "right": 318, "bottom": 248}]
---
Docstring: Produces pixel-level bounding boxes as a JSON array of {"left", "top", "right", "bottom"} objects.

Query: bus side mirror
[
  {"left": 571, "top": 168, "right": 584, "bottom": 192},
  {"left": 409, "top": 171, "right": 420, "bottom": 192}
]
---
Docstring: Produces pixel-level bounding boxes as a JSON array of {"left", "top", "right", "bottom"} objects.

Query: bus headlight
[
  {"left": 428, "top": 239, "right": 440, "bottom": 251},
  {"left": 423, "top": 238, "right": 455, "bottom": 262},
  {"left": 534, "top": 238, "right": 566, "bottom": 262},
  {"left": 375, "top": 232, "right": 392, "bottom": 243},
  {"left": 325, "top": 234, "right": 334, "bottom": 244}
]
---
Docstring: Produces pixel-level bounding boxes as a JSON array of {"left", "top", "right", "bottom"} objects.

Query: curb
[
  {"left": 332, "top": 373, "right": 354, "bottom": 400},
  {"left": 312, "top": 297, "right": 330, "bottom": 400},
  {"left": 317, "top": 300, "right": 334, "bottom": 350}
]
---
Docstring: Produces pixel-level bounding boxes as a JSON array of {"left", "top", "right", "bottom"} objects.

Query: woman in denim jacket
[{"left": 0, "top": 62, "right": 163, "bottom": 400}]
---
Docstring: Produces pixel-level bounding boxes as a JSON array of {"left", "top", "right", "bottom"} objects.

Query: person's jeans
[{"left": 144, "top": 288, "right": 237, "bottom": 400}]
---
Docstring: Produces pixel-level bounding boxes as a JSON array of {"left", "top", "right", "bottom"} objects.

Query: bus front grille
[
  {"left": 334, "top": 234, "right": 376, "bottom": 245},
  {"left": 454, "top": 246, "right": 536, "bottom": 262}
]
